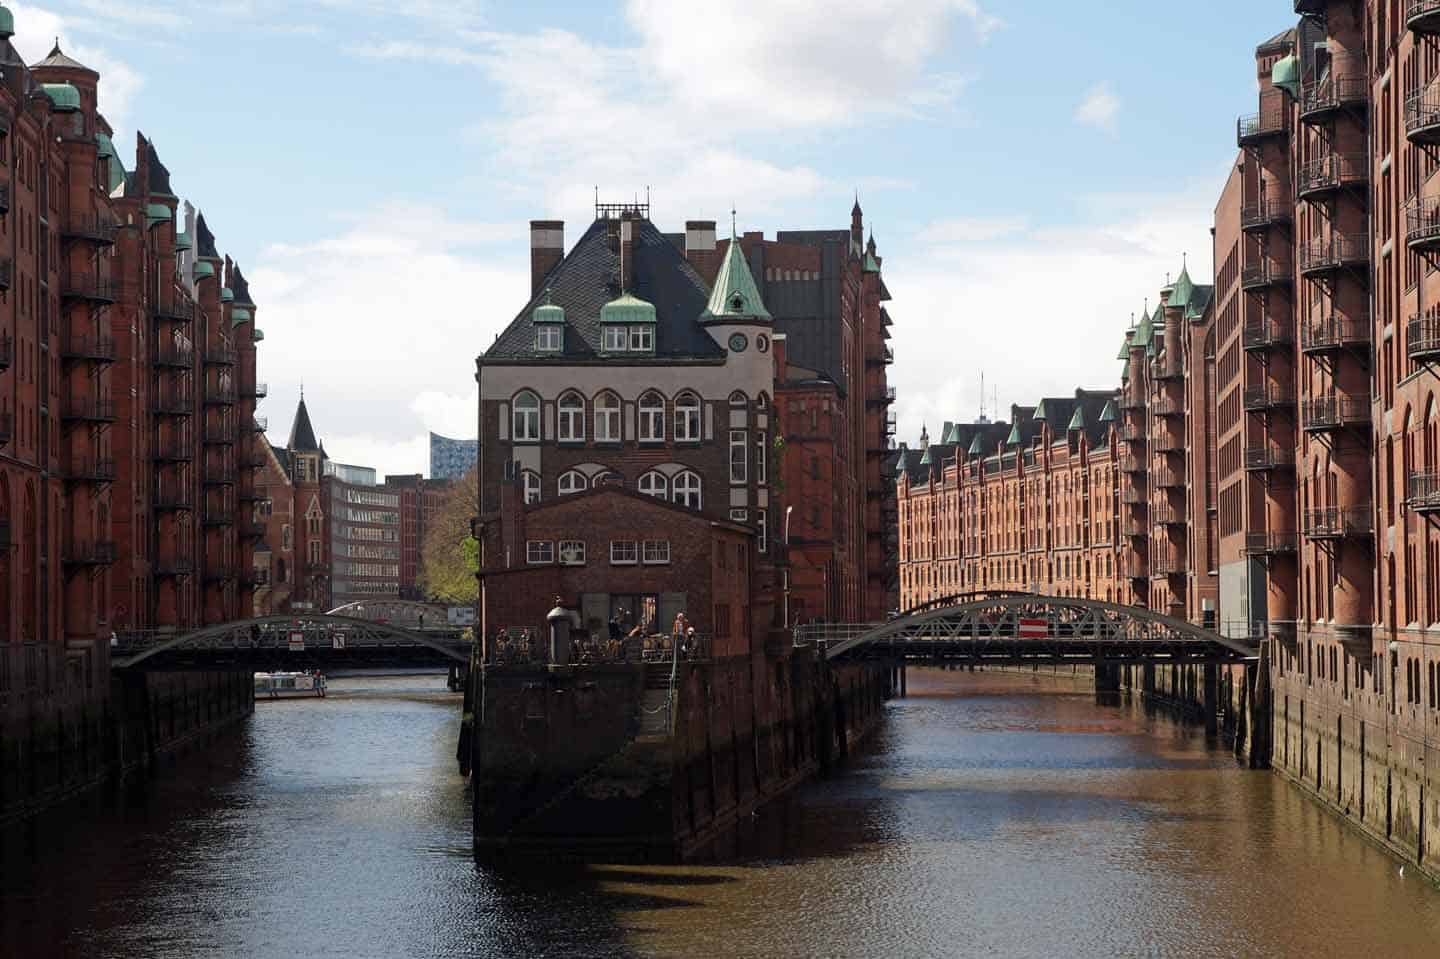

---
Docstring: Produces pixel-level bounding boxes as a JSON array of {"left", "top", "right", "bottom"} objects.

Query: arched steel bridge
[
  {"left": 111, "top": 614, "right": 472, "bottom": 671},
  {"left": 794, "top": 594, "right": 1257, "bottom": 665}
]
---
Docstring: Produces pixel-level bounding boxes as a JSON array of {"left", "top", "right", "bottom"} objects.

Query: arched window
[
  {"left": 638, "top": 471, "right": 668, "bottom": 499},
  {"left": 557, "top": 392, "right": 584, "bottom": 442},
  {"left": 673, "top": 470, "right": 702, "bottom": 509},
  {"left": 521, "top": 470, "right": 541, "bottom": 505},
  {"left": 729, "top": 390, "right": 747, "bottom": 407},
  {"left": 595, "top": 391, "right": 621, "bottom": 442},
  {"left": 558, "top": 470, "right": 587, "bottom": 496},
  {"left": 675, "top": 392, "right": 701, "bottom": 442},
  {"left": 639, "top": 391, "right": 665, "bottom": 442},
  {"left": 757, "top": 391, "right": 769, "bottom": 410},
  {"left": 512, "top": 390, "right": 540, "bottom": 441}
]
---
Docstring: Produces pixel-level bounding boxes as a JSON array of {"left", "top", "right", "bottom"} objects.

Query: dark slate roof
[
  {"left": 1012, "top": 406, "right": 1042, "bottom": 446},
  {"left": 32, "top": 42, "right": 95, "bottom": 74},
  {"left": 268, "top": 439, "right": 293, "bottom": 476},
  {"left": 1187, "top": 284, "right": 1215, "bottom": 321},
  {"left": 1072, "top": 388, "right": 1118, "bottom": 449},
  {"left": 137, "top": 133, "right": 173, "bottom": 197},
  {"left": 0, "top": 39, "right": 30, "bottom": 100},
  {"left": 484, "top": 218, "right": 724, "bottom": 362},
  {"left": 230, "top": 263, "right": 254, "bottom": 306},
  {"left": 1257, "top": 27, "right": 1295, "bottom": 53},
  {"left": 288, "top": 398, "right": 321, "bottom": 453},
  {"left": 900, "top": 447, "right": 928, "bottom": 483},
  {"left": 196, "top": 213, "right": 219, "bottom": 259}
]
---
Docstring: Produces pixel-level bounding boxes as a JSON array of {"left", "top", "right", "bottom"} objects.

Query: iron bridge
[
  {"left": 111, "top": 614, "right": 472, "bottom": 671},
  {"left": 795, "top": 594, "right": 1258, "bottom": 665}
]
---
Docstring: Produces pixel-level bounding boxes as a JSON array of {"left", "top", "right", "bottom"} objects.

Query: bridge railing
[
  {"left": 484, "top": 633, "right": 712, "bottom": 667},
  {"left": 793, "top": 623, "right": 877, "bottom": 647}
]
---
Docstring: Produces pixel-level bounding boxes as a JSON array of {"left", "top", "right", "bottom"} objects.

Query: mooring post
[{"left": 1204, "top": 663, "right": 1219, "bottom": 736}]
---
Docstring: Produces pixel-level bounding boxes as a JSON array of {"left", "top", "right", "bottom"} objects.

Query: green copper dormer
[
  {"left": 1033, "top": 400, "right": 1052, "bottom": 422},
  {"left": 1167, "top": 266, "right": 1195, "bottom": 309},
  {"left": 919, "top": 445, "right": 932, "bottom": 467},
  {"left": 968, "top": 433, "right": 986, "bottom": 457},
  {"left": 41, "top": 83, "right": 80, "bottom": 112},
  {"left": 0, "top": 5, "right": 14, "bottom": 39},
  {"left": 175, "top": 231, "right": 193, "bottom": 252},
  {"left": 231, "top": 308, "right": 253, "bottom": 327},
  {"left": 1068, "top": 407, "right": 1086, "bottom": 432},
  {"left": 95, "top": 133, "right": 115, "bottom": 159},
  {"left": 252, "top": 328, "right": 265, "bottom": 343},
  {"left": 863, "top": 251, "right": 881, "bottom": 274},
  {"left": 1132, "top": 310, "right": 1154, "bottom": 349},
  {"left": 1006, "top": 422, "right": 1021, "bottom": 446},
  {"left": 600, "top": 292, "right": 656, "bottom": 325},
  {"left": 533, "top": 298, "right": 565, "bottom": 324},
  {"left": 701, "top": 231, "right": 772, "bottom": 322},
  {"left": 194, "top": 260, "right": 215, "bottom": 280},
  {"left": 1116, "top": 333, "right": 1133, "bottom": 360},
  {"left": 1273, "top": 54, "right": 1300, "bottom": 99},
  {"left": 145, "top": 203, "right": 172, "bottom": 226},
  {"left": 1099, "top": 399, "right": 1119, "bottom": 424},
  {"left": 220, "top": 287, "right": 235, "bottom": 303}
]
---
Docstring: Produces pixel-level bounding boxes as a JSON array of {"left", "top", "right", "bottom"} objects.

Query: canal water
[{"left": 4, "top": 670, "right": 1440, "bottom": 958}]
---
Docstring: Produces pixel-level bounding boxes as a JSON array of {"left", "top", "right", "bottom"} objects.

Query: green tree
[{"left": 419, "top": 468, "right": 479, "bottom": 603}]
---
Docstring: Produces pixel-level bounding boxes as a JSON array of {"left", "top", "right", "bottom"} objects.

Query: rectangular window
[
  {"left": 282, "top": 524, "right": 292, "bottom": 550},
  {"left": 642, "top": 540, "right": 671, "bottom": 564},
  {"left": 602, "top": 326, "right": 628, "bottom": 351},
  {"left": 756, "top": 434, "right": 767, "bottom": 485},
  {"left": 526, "top": 540, "right": 555, "bottom": 565},
  {"left": 729, "top": 508, "right": 748, "bottom": 522},
  {"left": 558, "top": 540, "right": 586, "bottom": 565},
  {"left": 535, "top": 326, "right": 562, "bottom": 352},
  {"left": 610, "top": 540, "right": 638, "bottom": 565},
  {"left": 629, "top": 326, "right": 653, "bottom": 351},
  {"left": 758, "top": 508, "right": 768, "bottom": 553},
  {"left": 729, "top": 429, "right": 747, "bottom": 484}
]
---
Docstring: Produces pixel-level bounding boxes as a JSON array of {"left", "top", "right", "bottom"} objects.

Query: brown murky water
[{"left": 3, "top": 669, "right": 1440, "bottom": 958}]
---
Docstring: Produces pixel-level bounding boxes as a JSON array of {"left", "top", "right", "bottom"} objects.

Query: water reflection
[{"left": 3, "top": 670, "right": 1440, "bottom": 959}]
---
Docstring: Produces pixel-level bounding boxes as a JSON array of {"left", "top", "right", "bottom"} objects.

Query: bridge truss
[{"left": 795, "top": 595, "right": 1257, "bottom": 665}]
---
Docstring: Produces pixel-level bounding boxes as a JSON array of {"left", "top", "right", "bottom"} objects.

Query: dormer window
[
  {"left": 601, "top": 326, "right": 625, "bottom": 351},
  {"left": 536, "top": 326, "right": 562, "bottom": 352},
  {"left": 629, "top": 326, "right": 653, "bottom": 352}
]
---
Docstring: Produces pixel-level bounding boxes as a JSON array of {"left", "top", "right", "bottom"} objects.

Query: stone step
[{"left": 638, "top": 688, "right": 672, "bottom": 737}]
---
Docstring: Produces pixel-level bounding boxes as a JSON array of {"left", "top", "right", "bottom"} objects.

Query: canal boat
[{"left": 253, "top": 671, "right": 327, "bottom": 700}]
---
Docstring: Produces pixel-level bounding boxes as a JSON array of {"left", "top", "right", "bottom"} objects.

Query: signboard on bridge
[
  {"left": 288, "top": 631, "right": 305, "bottom": 652},
  {"left": 333, "top": 633, "right": 346, "bottom": 650},
  {"left": 1019, "top": 618, "right": 1049, "bottom": 639}
]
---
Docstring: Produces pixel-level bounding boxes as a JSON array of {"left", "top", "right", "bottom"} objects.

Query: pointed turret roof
[
  {"left": 196, "top": 212, "right": 219, "bottom": 259},
  {"left": 1067, "top": 406, "right": 1086, "bottom": 431},
  {"left": 1167, "top": 263, "right": 1195, "bottom": 309},
  {"left": 32, "top": 40, "right": 95, "bottom": 74},
  {"left": 288, "top": 396, "right": 320, "bottom": 452},
  {"left": 1099, "top": 399, "right": 1119, "bottom": 423},
  {"left": 702, "top": 230, "right": 772, "bottom": 321},
  {"left": 968, "top": 433, "right": 986, "bottom": 456},
  {"left": 230, "top": 262, "right": 254, "bottom": 306}
]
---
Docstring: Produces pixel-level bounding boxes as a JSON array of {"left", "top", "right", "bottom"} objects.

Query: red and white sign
[
  {"left": 288, "top": 631, "right": 305, "bottom": 652},
  {"left": 1019, "top": 618, "right": 1049, "bottom": 639}
]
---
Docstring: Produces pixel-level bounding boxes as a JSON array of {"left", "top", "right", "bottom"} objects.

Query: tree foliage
[{"left": 419, "top": 468, "right": 480, "bottom": 604}]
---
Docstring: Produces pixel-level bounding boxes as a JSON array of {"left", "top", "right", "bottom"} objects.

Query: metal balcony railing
[
  {"left": 1297, "top": 153, "right": 1368, "bottom": 200},
  {"left": 62, "top": 213, "right": 119, "bottom": 245},
  {"left": 1243, "top": 319, "right": 1293, "bottom": 350},
  {"left": 1243, "top": 386, "right": 1293, "bottom": 412},
  {"left": 1121, "top": 489, "right": 1147, "bottom": 506},
  {"left": 1408, "top": 315, "right": 1440, "bottom": 362},
  {"left": 1300, "top": 70, "right": 1369, "bottom": 123},
  {"left": 1153, "top": 507, "right": 1185, "bottom": 527},
  {"left": 1244, "top": 446, "right": 1296, "bottom": 471},
  {"left": 202, "top": 510, "right": 235, "bottom": 528},
  {"left": 63, "top": 458, "right": 117, "bottom": 483},
  {"left": 1298, "top": 234, "right": 1370, "bottom": 276},
  {"left": 61, "top": 540, "right": 116, "bottom": 567},
  {"left": 203, "top": 464, "right": 237, "bottom": 487},
  {"left": 154, "top": 344, "right": 194, "bottom": 368},
  {"left": 154, "top": 559, "right": 195, "bottom": 577},
  {"left": 1405, "top": 197, "right": 1440, "bottom": 252},
  {"left": 61, "top": 272, "right": 116, "bottom": 303},
  {"left": 203, "top": 347, "right": 237, "bottom": 367},
  {"left": 1153, "top": 359, "right": 1184, "bottom": 382},
  {"left": 1406, "top": 79, "right": 1440, "bottom": 146},
  {"left": 1119, "top": 455, "right": 1146, "bottom": 473},
  {"left": 1410, "top": 472, "right": 1440, "bottom": 512},
  {"left": 151, "top": 442, "right": 194, "bottom": 463},
  {"left": 1240, "top": 193, "right": 1292, "bottom": 232},
  {"left": 0, "top": 331, "right": 11, "bottom": 370},
  {"left": 203, "top": 384, "right": 237, "bottom": 406},
  {"left": 1154, "top": 434, "right": 1184, "bottom": 454},
  {"left": 1303, "top": 506, "right": 1374, "bottom": 540},
  {"left": 1301, "top": 395, "right": 1370, "bottom": 432},
  {"left": 203, "top": 424, "right": 236, "bottom": 446},
  {"left": 1242, "top": 532, "right": 1299, "bottom": 556},
  {"left": 1151, "top": 553, "right": 1187, "bottom": 575},
  {"left": 1301, "top": 315, "right": 1371, "bottom": 354},
  {"left": 1122, "top": 426, "right": 1144, "bottom": 443},
  {"left": 1155, "top": 469, "right": 1185, "bottom": 489},
  {"left": 151, "top": 390, "right": 194, "bottom": 416},
  {"left": 1126, "top": 521, "right": 1149, "bottom": 539},
  {"left": 0, "top": 182, "right": 10, "bottom": 215},
  {"left": 1119, "top": 392, "right": 1146, "bottom": 411},
  {"left": 203, "top": 566, "right": 236, "bottom": 584},
  {"left": 252, "top": 416, "right": 269, "bottom": 432},
  {"left": 60, "top": 333, "right": 116, "bottom": 363},
  {"left": 153, "top": 297, "right": 195, "bottom": 323},
  {"left": 1237, "top": 95, "right": 1290, "bottom": 146},
  {"left": 61, "top": 398, "right": 117, "bottom": 423},
  {"left": 1409, "top": 0, "right": 1440, "bottom": 36},
  {"left": 1241, "top": 259, "right": 1292, "bottom": 291},
  {"left": 0, "top": 258, "right": 14, "bottom": 290},
  {"left": 241, "top": 520, "right": 266, "bottom": 540},
  {"left": 153, "top": 490, "right": 194, "bottom": 512},
  {"left": 249, "top": 381, "right": 269, "bottom": 399}
]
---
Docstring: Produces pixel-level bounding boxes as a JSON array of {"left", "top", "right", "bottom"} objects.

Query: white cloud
[
  {"left": 1075, "top": 82, "right": 1120, "bottom": 132},
  {"left": 916, "top": 216, "right": 1029, "bottom": 245}
]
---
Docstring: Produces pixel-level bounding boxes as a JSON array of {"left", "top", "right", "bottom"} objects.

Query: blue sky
[{"left": 14, "top": 0, "right": 1294, "bottom": 474}]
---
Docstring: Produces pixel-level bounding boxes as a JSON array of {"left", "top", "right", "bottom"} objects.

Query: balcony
[
  {"left": 1153, "top": 396, "right": 1182, "bottom": 418},
  {"left": 1409, "top": 0, "right": 1440, "bottom": 35},
  {"left": 883, "top": 413, "right": 897, "bottom": 438},
  {"left": 203, "top": 466, "right": 237, "bottom": 488},
  {"left": 154, "top": 559, "right": 195, "bottom": 578},
  {"left": 238, "top": 486, "right": 262, "bottom": 503},
  {"left": 1243, "top": 319, "right": 1292, "bottom": 351},
  {"left": 61, "top": 398, "right": 117, "bottom": 424},
  {"left": 0, "top": 331, "right": 11, "bottom": 371},
  {"left": 1407, "top": 315, "right": 1440, "bottom": 362},
  {"left": 1244, "top": 446, "right": 1297, "bottom": 472},
  {"left": 1155, "top": 469, "right": 1185, "bottom": 490},
  {"left": 241, "top": 521, "right": 266, "bottom": 541},
  {"left": 1121, "top": 489, "right": 1147, "bottom": 506},
  {"left": 866, "top": 346, "right": 894, "bottom": 367},
  {"left": 1242, "top": 532, "right": 1299, "bottom": 556},
  {"left": 203, "top": 347, "right": 237, "bottom": 367},
  {"left": 154, "top": 344, "right": 194, "bottom": 369},
  {"left": 1301, "top": 315, "right": 1370, "bottom": 355},
  {"left": 1119, "top": 455, "right": 1146, "bottom": 473},
  {"left": 1243, "top": 386, "right": 1293, "bottom": 412},
  {"left": 202, "top": 510, "right": 235, "bottom": 528},
  {"left": 1407, "top": 80, "right": 1440, "bottom": 146},
  {"left": 203, "top": 424, "right": 236, "bottom": 446},
  {"left": 1154, "top": 435, "right": 1184, "bottom": 454},
  {"left": 1300, "top": 71, "right": 1369, "bottom": 125},
  {"left": 62, "top": 541, "right": 115, "bottom": 568},
  {"left": 1406, "top": 197, "right": 1440, "bottom": 253},
  {"left": 252, "top": 416, "right": 269, "bottom": 433},
  {"left": 62, "top": 213, "right": 119, "bottom": 245},
  {"left": 1241, "top": 259, "right": 1292, "bottom": 292},
  {"left": 62, "top": 458, "right": 116, "bottom": 484},
  {"left": 1297, "top": 153, "right": 1368, "bottom": 202},
  {"left": 1299, "top": 234, "right": 1370, "bottom": 278},
  {"left": 1153, "top": 507, "right": 1185, "bottom": 527},
  {"left": 1151, "top": 553, "right": 1187, "bottom": 576},
  {"left": 1241, "top": 195, "right": 1292, "bottom": 233},
  {"left": 867, "top": 386, "right": 897, "bottom": 408},
  {"left": 1303, "top": 506, "right": 1374, "bottom": 541},
  {"left": 151, "top": 442, "right": 194, "bottom": 463},
  {"left": 1126, "top": 521, "right": 1149, "bottom": 540},
  {"left": 153, "top": 491, "right": 194, "bottom": 513},
  {"left": 1153, "top": 359, "right": 1184, "bottom": 382},
  {"left": 1237, "top": 100, "right": 1289, "bottom": 147},
  {"left": 61, "top": 273, "right": 116, "bottom": 304},
  {"left": 152, "top": 298, "right": 195, "bottom": 324},
  {"left": 203, "top": 384, "right": 237, "bottom": 406},
  {"left": 1122, "top": 425, "right": 1144, "bottom": 443},
  {"left": 60, "top": 333, "right": 116, "bottom": 364},
  {"left": 151, "top": 390, "right": 194, "bottom": 417},
  {"left": 1301, "top": 395, "right": 1370, "bottom": 433},
  {"left": 1410, "top": 472, "right": 1440, "bottom": 513},
  {"left": 247, "top": 381, "right": 269, "bottom": 400},
  {"left": 1118, "top": 393, "right": 1146, "bottom": 412}
]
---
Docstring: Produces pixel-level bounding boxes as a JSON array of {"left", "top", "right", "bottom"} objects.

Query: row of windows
[
  {"left": 332, "top": 581, "right": 401, "bottom": 595},
  {"left": 524, "top": 468, "right": 704, "bottom": 509},
  {"left": 334, "top": 562, "right": 400, "bottom": 578},
  {"left": 344, "top": 488, "right": 400, "bottom": 508},
  {"left": 512, "top": 389, "right": 769, "bottom": 444},
  {"left": 339, "top": 507, "right": 399, "bottom": 525},
  {"left": 334, "top": 525, "right": 399, "bottom": 543},
  {"left": 338, "top": 544, "right": 400, "bottom": 560},
  {"left": 526, "top": 539, "right": 671, "bottom": 566}
]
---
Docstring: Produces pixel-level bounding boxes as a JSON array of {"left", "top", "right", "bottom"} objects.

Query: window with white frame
[
  {"left": 629, "top": 326, "right": 653, "bottom": 351},
  {"left": 639, "top": 391, "right": 665, "bottom": 442},
  {"left": 729, "top": 508, "right": 748, "bottom": 522},
  {"left": 610, "top": 540, "right": 639, "bottom": 565},
  {"left": 635, "top": 471, "right": 665, "bottom": 499},
  {"left": 643, "top": 540, "right": 671, "bottom": 564},
  {"left": 595, "top": 391, "right": 621, "bottom": 441},
  {"left": 557, "top": 391, "right": 584, "bottom": 442},
  {"left": 673, "top": 470, "right": 702, "bottom": 509},
  {"left": 729, "top": 429, "right": 747, "bottom": 484},
  {"left": 536, "top": 326, "right": 562, "bottom": 352},
  {"left": 526, "top": 540, "right": 555, "bottom": 564},
  {"left": 602, "top": 326, "right": 628, "bottom": 351},
  {"left": 729, "top": 390, "right": 747, "bottom": 408},
  {"left": 758, "top": 508, "right": 768, "bottom": 553},
  {"left": 522, "top": 470, "right": 541, "bottom": 505},
  {"left": 755, "top": 432, "right": 767, "bottom": 484},
  {"left": 675, "top": 392, "right": 701, "bottom": 441},
  {"left": 558, "top": 470, "right": 587, "bottom": 496},
  {"left": 558, "top": 540, "right": 586, "bottom": 565},
  {"left": 512, "top": 390, "right": 540, "bottom": 441}
]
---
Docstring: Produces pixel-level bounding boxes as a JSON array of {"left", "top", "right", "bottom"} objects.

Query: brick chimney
[
  {"left": 530, "top": 220, "right": 564, "bottom": 296},
  {"left": 619, "top": 212, "right": 640, "bottom": 291},
  {"left": 773, "top": 333, "right": 788, "bottom": 382},
  {"left": 685, "top": 220, "right": 718, "bottom": 283}
]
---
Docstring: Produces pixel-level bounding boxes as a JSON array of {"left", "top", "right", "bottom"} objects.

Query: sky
[{"left": 12, "top": 0, "right": 1296, "bottom": 475}]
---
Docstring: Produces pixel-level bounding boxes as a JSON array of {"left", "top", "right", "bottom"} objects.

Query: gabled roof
[
  {"left": 484, "top": 218, "right": 724, "bottom": 363},
  {"left": 31, "top": 42, "right": 95, "bottom": 75},
  {"left": 702, "top": 232, "right": 771, "bottom": 321},
  {"left": 1186, "top": 284, "right": 1214, "bottom": 321},
  {"left": 230, "top": 263, "right": 254, "bottom": 306},
  {"left": 196, "top": 213, "right": 219, "bottom": 259},
  {"left": 140, "top": 133, "right": 174, "bottom": 197},
  {"left": 288, "top": 397, "right": 321, "bottom": 453},
  {"left": 1131, "top": 309, "right": 1154, "bottom": 349},
  {"left": 1166, "top": 265, "right": 1195, "bottom": 309}
]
